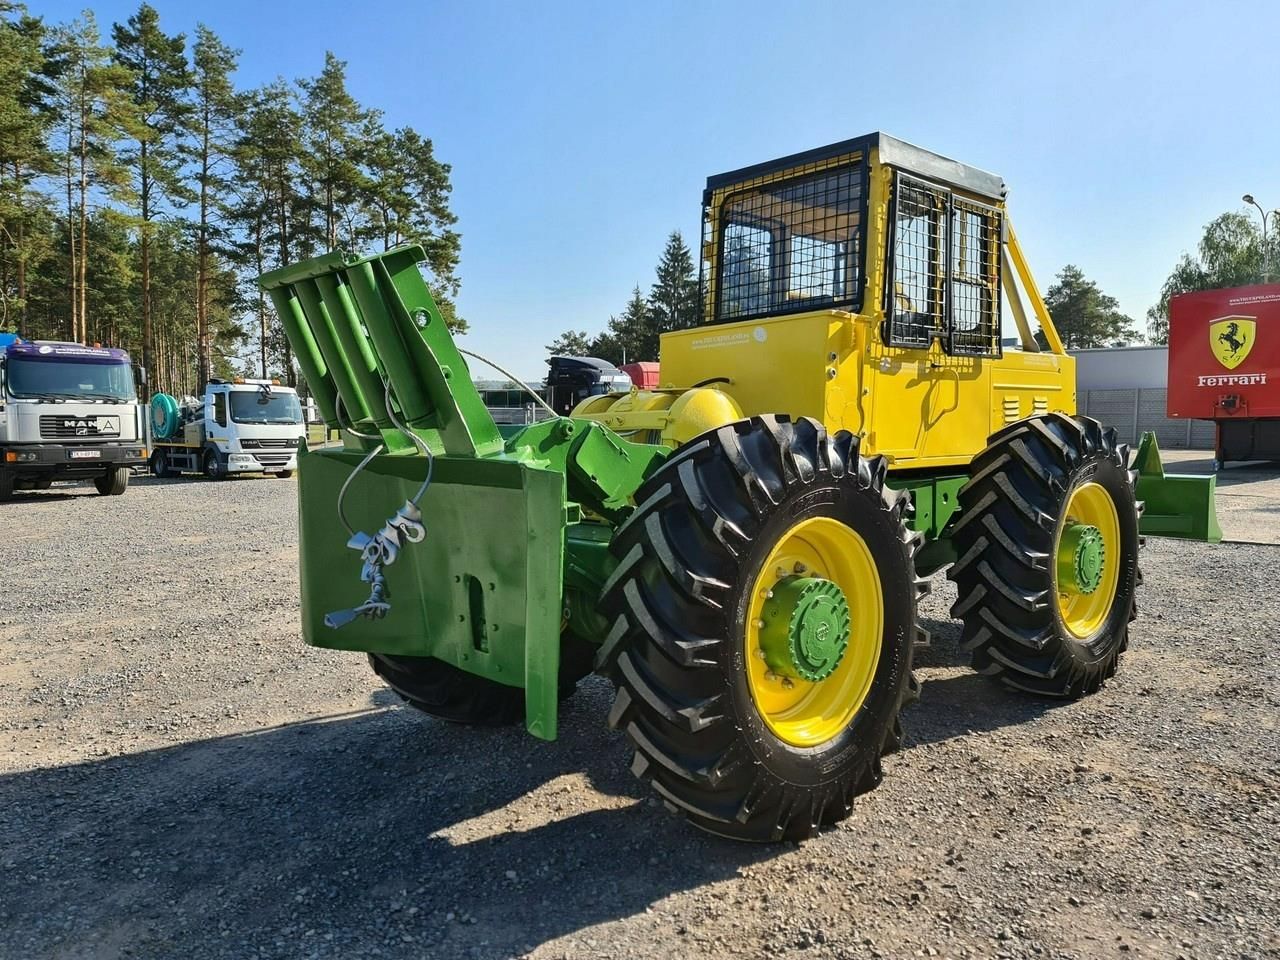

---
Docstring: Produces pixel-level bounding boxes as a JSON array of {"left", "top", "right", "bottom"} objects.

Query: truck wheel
[
  {"left": 31, "top": 478, "right": 52, "bottom": 490},
  {"left": 203, "top": 449, "right": 224, "bottom": 481},
  {"left": 598, "top": 415, "right": 924, "bottom": 842},
  {"left": 94, "top": 466, "right": 129, "bottom": 496},
  {"left": 947, "top": 413, "right": 1141, "bottom": 698},
  {"left": 0, "top": 469, "right": 13, "bottom": 502},
  {"left": 275, "top": 470, "right": 294, "bottom": 479},
  {"left": 369, "top": 634, "right": 594, "bottom": 725},
  {"left": 151, "top": 450, "right": 173, "bottom": 479}
]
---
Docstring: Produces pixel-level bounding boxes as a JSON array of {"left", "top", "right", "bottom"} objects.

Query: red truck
[{"left": 1168, "top": 282, "right": 1280, "bottom": 468}]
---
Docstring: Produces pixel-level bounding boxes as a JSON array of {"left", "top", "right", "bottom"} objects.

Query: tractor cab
[{"left": 651, "top": 132, "right": 1069, "bottom": 469}]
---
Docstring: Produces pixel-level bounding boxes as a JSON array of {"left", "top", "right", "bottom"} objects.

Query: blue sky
[{"left": 37, "top": 0, "right": 1280, "bottom": 379}]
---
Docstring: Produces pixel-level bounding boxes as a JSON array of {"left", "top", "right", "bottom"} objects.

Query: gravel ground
[{"left": 1, "top": 467, "right": 1277, "bottom": 960}]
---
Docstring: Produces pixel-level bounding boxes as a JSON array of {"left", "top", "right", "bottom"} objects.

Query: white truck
[
  {"left": 0, "top": 335, "right": 147, "bottom": 501},
  {"left": 149, "top": 378, "right": 305, "bottom": 480}
]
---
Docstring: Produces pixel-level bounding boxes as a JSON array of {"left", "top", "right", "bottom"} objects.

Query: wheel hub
[
  {"left": 1058, "top": 522, "right": 1105, "bottom": 594},
  {"left": 758, "top": 576, "right": 851, "bottom": 682}
]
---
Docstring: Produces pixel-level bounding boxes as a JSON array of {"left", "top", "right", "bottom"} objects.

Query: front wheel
[
  {"left": 599, "top": 415, "right": 924, "bottom": 842},
  {"left": 203, "top": 450, "right": 224, "bottom": 481},
  {"left": 947, "top": 414, "right": 1141, "bottom": 698},
  {"left": 94, "top": 466, "right": 129, "bottom": 496},
  {"left": 275, "top": 470, "right": 294, "bottom": 479},
  {"left": 0, "top": 469, "right": 13, "bottom": 502}
]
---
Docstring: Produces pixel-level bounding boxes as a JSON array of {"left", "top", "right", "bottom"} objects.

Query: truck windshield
[
  {"left": 230, "top": 390, "right": 303, "bottom": 424},
  {"left": 6, "top": 358, "right": 137, "bottom": 401}
]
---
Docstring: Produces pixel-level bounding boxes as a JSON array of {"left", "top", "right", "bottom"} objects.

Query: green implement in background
[{"left": 1132, "top": 432, "right": 1223, "bottom": 543}]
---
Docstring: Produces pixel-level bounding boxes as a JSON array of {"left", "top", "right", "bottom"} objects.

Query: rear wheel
[
  {"left": 150, "top": 450, "right": 173, "bottom": 478},
  {"left": 599, "top": 415, "right": 924, "bottom": 842},
  {"left": 275, "top": 469, "right": 294, "bottom": 479},
  {"left": 947, "top": 413, "right": 1141, "bottom": 697},
  {"left": 94, "top": 466, "right": 129, "bottom": 496}
]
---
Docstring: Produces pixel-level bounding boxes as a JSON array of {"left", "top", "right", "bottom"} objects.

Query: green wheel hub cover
[
  {"left": 1058, "top": 523, "right": 1105, "bottom": 594},
  {"left": 758, "top": 576, "right": 852, "bottom": 682}
]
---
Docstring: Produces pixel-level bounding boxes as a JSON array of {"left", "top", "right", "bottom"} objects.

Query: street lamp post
[{"left": 1242, "top": 194, "right": 1279, "bottom": 283}]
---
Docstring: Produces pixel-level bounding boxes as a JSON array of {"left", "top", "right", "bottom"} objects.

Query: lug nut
[
  {"left": 755, "top": 648, "right": 767, "bottom": 660},
  {"left": 754, "top": 618, "right": 766, "bottom": 629},
  {"left": 794, "top": 562, "right": 807, "bottom": 574},
  {"left": 781, "top": 678, "right": 795, "bottom": 689},
  {"left": 765, "top": 670, "right": 777, "bottom": 681}
]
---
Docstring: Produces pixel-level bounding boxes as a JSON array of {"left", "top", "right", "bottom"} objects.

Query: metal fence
[
  {"left": 1079, "top": 388, "right": 1215, "bottom": 449},
  {"left": 489, "top": 405, "right": 554, "bottom": 426}
]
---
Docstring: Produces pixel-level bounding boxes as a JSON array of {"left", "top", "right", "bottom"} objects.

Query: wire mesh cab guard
[{"left": 884, "top": 171, "right": 1003, "bottom": 358}]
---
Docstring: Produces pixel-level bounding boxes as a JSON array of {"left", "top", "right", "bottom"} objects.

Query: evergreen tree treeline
[
  {"left": 0, "top": 3, "right": 461, "bottom": 395},
  {"left": 546, "top": 230, "right": 701, "bottom": 365}
]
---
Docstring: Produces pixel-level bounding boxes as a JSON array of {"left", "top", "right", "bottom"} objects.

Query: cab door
[{"left": 868, "top": 172, "right": 1002, "bottom": 467}]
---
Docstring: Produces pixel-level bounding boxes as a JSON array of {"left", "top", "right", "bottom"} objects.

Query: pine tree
[
  {"left": 112, "top": 2, "right": 191, "bottom": 386},
  {"left": 545, "top": 329, "right": 593, "bottom": 356},
  {"left": 298, "top": 51, "right": 364, "bottom": 253},
  {"left": 604, "top": 285, "right": 654, "bottom": 363},
  {"left": 0, "top": 4, "right": 56, "bottom": 334},
  {"left": 48, "top": 12, "right": 132, "bottom": 343},
  {"left": 231, "top": 80, "right": 302, "bottom": 379},
  {"left": 647, "top": 230, "right": 699, "bottom": 336},
  {"left": 190, "top": 24, "right": 238, "bottom": 385},
  {"left": 1043, "top": 265, "right": 1137, "bottom": 348}
]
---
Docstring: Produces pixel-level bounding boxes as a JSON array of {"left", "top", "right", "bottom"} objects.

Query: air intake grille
[{"left": 40, "top": 415, "right": 121, "bottom": 439}]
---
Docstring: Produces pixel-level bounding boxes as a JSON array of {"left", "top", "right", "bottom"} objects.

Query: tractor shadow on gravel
[
  {"left": 0, "top": 683, "right": 773, "bottom": 960},
  {"left": 902, "top": 615, "right": 1066, "bottom": 749},
  {"left": 0, "top": 626, "right": 1065, "bottom": 959}
]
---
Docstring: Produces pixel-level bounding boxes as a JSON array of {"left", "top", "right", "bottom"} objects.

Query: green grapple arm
[{"left": 258, "top": 246, "right": 664, "bottom": 740}]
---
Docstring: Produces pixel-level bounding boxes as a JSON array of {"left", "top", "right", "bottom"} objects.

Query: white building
[{"left": 1069, "top": 345, "right": 1213, "bottom": 448}]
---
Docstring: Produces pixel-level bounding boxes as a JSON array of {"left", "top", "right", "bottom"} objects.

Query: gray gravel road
[{"left": 1, "top": 471, "right": 1277, "bottom": 960}]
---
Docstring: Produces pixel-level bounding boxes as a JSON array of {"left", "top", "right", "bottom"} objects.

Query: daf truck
[
  {"left": 149, "top": 378, "right": 305, "bottom": 480},
  {"left": 0, "top": 335, "right": 147, "bottom": 501}
]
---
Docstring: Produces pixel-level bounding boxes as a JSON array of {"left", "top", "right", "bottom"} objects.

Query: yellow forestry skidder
[{"left": 259, "top": 133, "right": 1219, "bottom": 842}]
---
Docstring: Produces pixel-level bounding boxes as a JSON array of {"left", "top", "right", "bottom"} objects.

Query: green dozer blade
[
  {"left": 1133, "top": 432, "right": 1223, "bottom": 543},
  {"left": 259, "top": 245, "right": 664, "bottom": 741}
]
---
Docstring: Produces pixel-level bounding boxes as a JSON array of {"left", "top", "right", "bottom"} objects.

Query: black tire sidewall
[
  {"left": 1052, "top": 454, "right": 1139, "bottom": 660},
  {"left": 721, "top": 481, "right": 915, "bottom": 787}
]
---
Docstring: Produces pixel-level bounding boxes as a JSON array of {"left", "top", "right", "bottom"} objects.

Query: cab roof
[{"left": 704, "top": 132, "right": 1006, "bottom": 203}]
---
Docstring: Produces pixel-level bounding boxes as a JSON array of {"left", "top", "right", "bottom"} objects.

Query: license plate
[{"left": 69, "top": 449, "right": 100, "bottom": 459}]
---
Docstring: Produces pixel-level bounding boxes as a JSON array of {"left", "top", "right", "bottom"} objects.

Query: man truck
[
  {"left": 0, "top": 334, "right": 146, "bottom": 501},
  {"left": 149, "top": 378, "right": 306, "bottom": 480}
]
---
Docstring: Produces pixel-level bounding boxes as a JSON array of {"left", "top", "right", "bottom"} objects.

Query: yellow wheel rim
[
  {"left": 1055, "top": 482, "right": 1121, "bottom": 639},
  {"left": 744, "top": 517, "right": 883, "bottom": 748}
]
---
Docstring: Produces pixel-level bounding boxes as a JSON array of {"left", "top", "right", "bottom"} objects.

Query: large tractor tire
[
  {"left": 947, "top": 413, "right": 1141, "bottom": 698},
  {"left": 370, "top": 633, "right": 595, "bottom": 726},
  {"left": 598, "top": 415, "right": 925, "bottom": 842}
]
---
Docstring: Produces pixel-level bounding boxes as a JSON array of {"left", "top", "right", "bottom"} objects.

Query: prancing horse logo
[{"left": 1209, "top": 316, "right": 1256, "bottom": 370}]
